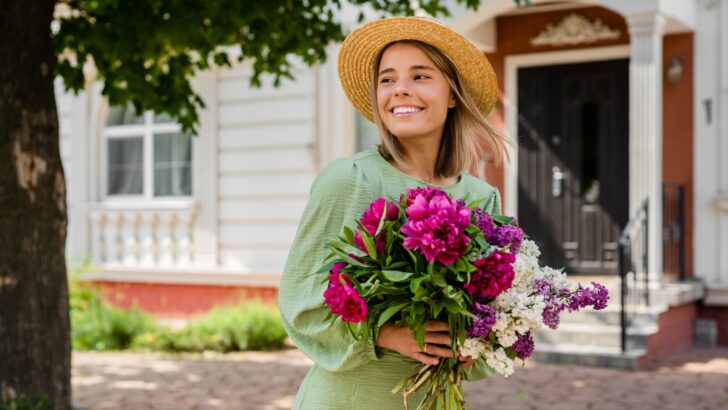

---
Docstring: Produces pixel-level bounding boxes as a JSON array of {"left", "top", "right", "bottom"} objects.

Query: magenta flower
[
  {"left": 354, "top": 198, "right": 399, "bottom": 254},
  {"left": 405, "top": 186, "right": 447, "bottom": 206},
  {"left": 324, "top": 263, "right": 368, "bottom": 323},
  {"left": 465, "top": 250, "right": 516, "bottom": 298},
  {"left": 401, "top": 191, "right": 471, "bottom": 265}
]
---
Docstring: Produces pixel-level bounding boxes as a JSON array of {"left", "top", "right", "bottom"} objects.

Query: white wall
[
  {"left": 694, "top": 0, "right": 728, "bottom": 298},
  {"left": 214, "top": 65, "right": 323, "bottom": 273}
]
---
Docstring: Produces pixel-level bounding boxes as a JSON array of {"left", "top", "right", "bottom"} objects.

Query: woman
[{"left": 278, "top": 17, "right": 509, "bottom": 409}]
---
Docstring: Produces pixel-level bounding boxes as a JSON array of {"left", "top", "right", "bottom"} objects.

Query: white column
[
  {"left": 175, "top": 210, "right": 194, "bottom": 266},
  {"left": 156, "top": 212, "right": 175, "bottom": 267},
  {"left": 627, "top": 12, "right": 666, "bottom": 282},
  {"left": 138, "top": 211, "right": 156, "bottom": 266},
  {"left": 89, "top": 211, "right": 105, "bottom": 265},
  {"left": 191, "top": 71, "right": 219, "bottom": 268},
  {"left": 121, "top": 211, "right": 139, "bottom": 266},
  {"left": 718, "top": 0, "right": 728, "bottom": 285}
]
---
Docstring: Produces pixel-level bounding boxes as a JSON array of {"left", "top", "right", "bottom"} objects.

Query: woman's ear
[{"left": 448, "top": 95, "right": 456, "bottom": 109}]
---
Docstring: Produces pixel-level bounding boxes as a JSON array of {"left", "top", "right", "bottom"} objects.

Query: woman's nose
[{"left": 394, "top": 80, "right": 411, "bottom": 96}]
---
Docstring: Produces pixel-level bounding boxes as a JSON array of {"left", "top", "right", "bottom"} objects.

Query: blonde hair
[{"left": 370, "top": 40, "right": 508, "bottom": 179}]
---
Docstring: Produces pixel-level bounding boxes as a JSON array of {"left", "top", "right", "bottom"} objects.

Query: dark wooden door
[{"left": 517, "top": 59, "right": 629, "bottom": 274}]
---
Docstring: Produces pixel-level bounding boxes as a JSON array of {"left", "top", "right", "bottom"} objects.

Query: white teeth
[{"left": 393, "top": 106, "right": 421, "bottom": 114}]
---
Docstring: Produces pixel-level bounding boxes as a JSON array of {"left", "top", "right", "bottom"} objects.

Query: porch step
[
  {"left": 532, "top": 343, "right": 645, "bottom": 369},
  {"left": 534, "top": 322, "right": 655, "bottom": 350}
]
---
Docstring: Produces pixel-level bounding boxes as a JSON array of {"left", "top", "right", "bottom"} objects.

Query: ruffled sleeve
[{"left": 278, "top": 158, "right": 379, "bottom": 372}]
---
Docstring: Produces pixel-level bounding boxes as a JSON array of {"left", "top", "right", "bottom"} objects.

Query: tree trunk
[{"left": 0, "top": 1, "right": 71, "bottom": 409}]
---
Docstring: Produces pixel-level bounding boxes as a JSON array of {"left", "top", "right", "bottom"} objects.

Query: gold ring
[{"left": 424, "top": 343, "right": 428, "bottom": 354}]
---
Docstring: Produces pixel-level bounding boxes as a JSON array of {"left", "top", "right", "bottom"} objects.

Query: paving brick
[{"left": 72, "top": 348, "right": 728, "bottom": 409}]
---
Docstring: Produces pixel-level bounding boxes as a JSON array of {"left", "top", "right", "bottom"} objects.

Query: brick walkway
[{"left": 72, "top": 348, "right": 728, "bottom": 410}]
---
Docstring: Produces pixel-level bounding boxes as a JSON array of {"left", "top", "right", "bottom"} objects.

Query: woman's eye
[
  {"left": 414, "top": 74, "right": 430, "bottom": 80},
  {"left": 379, "top": 78, "right": 393, "bottom": 84}
]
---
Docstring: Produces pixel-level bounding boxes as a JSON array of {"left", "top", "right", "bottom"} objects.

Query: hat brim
[{"left": 337, "top": 17, "right": 498, "bottom": 123}]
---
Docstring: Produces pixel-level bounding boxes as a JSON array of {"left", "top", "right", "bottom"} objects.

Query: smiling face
[{"left": 375, "top": 42, "right": 455, "bottom": 144}]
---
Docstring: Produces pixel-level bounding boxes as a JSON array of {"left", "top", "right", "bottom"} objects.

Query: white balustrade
[{"left": 88, "top": 203, "right": 197, "bottom": 268}]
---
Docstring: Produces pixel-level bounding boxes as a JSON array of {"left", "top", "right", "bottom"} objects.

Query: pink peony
[
  {"left": 465, "top": 250, "right": 516, "bottom": 298},
  {"left": 401, "top": 190, "right": 471, "bottom": 265},
  {"left": 354, "top": 198, "right": 399, "bottom": 254},
  {"left": 324, "top": 263, "right": 368, "bottom": 323},
  {"left": 404, "top": 186, "right": 448, "bottom": 206}
]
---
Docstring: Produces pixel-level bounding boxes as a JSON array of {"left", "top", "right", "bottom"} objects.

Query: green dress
[{"left": 278, "top": 149, "right": 501, "bottom": 410}]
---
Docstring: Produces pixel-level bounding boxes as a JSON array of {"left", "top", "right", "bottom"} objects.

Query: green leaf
[
  {"left": 356, "top": 220, "right": 378, "bottom": 259},
  {"left": 377, "top": 301, "right": 409, "bottom": 327},
  {"left": 432, "top": 271, "right": 447, "bottom": 288},
  {"left": 328, "top": 240, "right": 367, "bottom": 258},
  {"left": 329, "top": 247, "right": 370, "bottom": 268},
  {"left": 468, "top": 197, "right": 486, "bottom": 209},
  {"left": 441, "top": 297, "right": 462, "bottom": 314},
  {"left": 342, "top": 226, "right": 355, "bottom": 244},
  {"left": 381, "top": 270, "right": 414, "bottom": 282},
  {"left": 374, "top": 201, "right": 390, "bottom": 237},
  {"left": 433, "top": 302, "right": 443, "bottom": 318},
  {"left": 493, "top": 215, "right": 518, "bottom": 226}
]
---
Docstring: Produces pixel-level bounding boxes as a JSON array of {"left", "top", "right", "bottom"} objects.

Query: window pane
[
  {"left": 108, "top": 137, "right": 144, "bottom": 195},
  {"left": 356, "top": 112, "right": 379, "bottom": 152},
  {"left": 154, "top": 111, "right": 174, "bottom": 123},
  {"left": 154, "top": 132, "right": 192, "bottom": 196},
  {"left": 107, "top": 105, "right": 145, "bottom": 126}
]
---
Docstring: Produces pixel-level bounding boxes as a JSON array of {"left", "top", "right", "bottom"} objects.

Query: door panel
[{"left": 517, "top": 59, "right": 629, "bottom": 274}]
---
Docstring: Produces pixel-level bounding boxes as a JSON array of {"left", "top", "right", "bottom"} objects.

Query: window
[{"left": 104, "top": 105, "right": 192, "bottom": 198}]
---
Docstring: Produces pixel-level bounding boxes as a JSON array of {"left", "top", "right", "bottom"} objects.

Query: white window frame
[{"left": 101, "top": 110, "right": 193, "bottom": 203}]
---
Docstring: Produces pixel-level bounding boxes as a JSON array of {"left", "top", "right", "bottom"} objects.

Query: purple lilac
[
  {"left": 510, "top": 331, "right": 535, "bottom": 360},
  {"left": 568, "top": 282, "right": 609, "bottom": 312},
  {"left": 489, "top": 224, "right": 524, "bottom": 253},
  {"left": 534, "top": 277, "right": 569, "bottom": 329},
  {"left": 467, "top": 303, "right": 497, "bottom": 338},
  {"left": 473, "top": 208, "right": 496, "bottom": 240}
]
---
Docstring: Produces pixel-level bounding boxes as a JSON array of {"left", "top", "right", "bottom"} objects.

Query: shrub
[
  {"left": 131, "top": 302, "right": 288, "bottom": 352},
  {"left": 70, "top": 280, "right": 157, "bottom": 351}
]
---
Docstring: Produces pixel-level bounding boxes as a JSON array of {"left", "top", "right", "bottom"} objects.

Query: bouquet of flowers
[{"left": 319, "top": 187, "right": 608, "bottom": 410}]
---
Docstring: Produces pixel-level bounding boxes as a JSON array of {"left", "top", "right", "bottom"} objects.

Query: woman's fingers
[
  {"left": 412, "top": 351, "right": 440, "bottom": 366},
  {"left": 423, "top": 343, "right": 454, "bottom": 358},
  {"left": 424, "top": 332, "right": 451, "bottom": 346},
  {"left": 424, "top": 321, "right": 449, "bottom": 332}
]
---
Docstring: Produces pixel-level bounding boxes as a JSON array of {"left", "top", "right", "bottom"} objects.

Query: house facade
[{"left": 58, "top": 0, "right": 728, "bottom": 367}]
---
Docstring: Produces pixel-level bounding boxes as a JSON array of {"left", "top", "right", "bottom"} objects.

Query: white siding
[{"left": 216, "top": 68, "right": 320, "bottom": 273}]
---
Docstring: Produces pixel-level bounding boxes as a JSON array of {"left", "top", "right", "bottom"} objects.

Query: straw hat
[{"left": 337, "top": 16, "right": 498, "bottom": 122}]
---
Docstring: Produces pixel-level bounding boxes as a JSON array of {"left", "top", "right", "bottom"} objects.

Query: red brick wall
[
  {"left": 95, "top": 281, "right": 278, "bottom": 319},
  {"left": 637, "top": 303, "right": 696, "bottom": 367},
  {"left": 698, "top": 306, "right": 728, "bottom": 346},
  {"left": 662, "top": 33, "right": 695, "bottom": 278}
]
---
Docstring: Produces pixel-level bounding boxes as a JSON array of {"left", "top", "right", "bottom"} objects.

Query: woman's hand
[{"left": 376, "top": 321, "right": 456, "bottom": 366}]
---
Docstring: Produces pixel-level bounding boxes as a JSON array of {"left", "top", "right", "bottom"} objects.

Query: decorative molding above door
[{"left": 531, "top": 14, "right": 621, "bottom": 47}]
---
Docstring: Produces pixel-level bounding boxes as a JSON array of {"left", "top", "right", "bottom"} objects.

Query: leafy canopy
[{"left": 53, "top": 0, "right": 529, "bottom": 134}]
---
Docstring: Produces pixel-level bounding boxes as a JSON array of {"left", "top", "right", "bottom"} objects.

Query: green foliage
[
  {"left": 0, "top": 395, "right": 49, "bottom": 410},
  {"left": 69, "top": 278, "right": 287, "bottom": 352},
  {"left": 70, "top": 280, "right": 157, "bottom": 351},
  {"left": 52, "top": 0, "right": 527, "bottom": 134},
  {"left": 131, "top": 302, "right": 288, "bottom": 352}
]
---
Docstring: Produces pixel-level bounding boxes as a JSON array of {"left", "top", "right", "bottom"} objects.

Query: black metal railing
[
  {"left": 663, "top": 183, "right": 686, "bottom": 280},
  {"left": 619, "top": 199, "right": 649, "bottom": 353}
]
